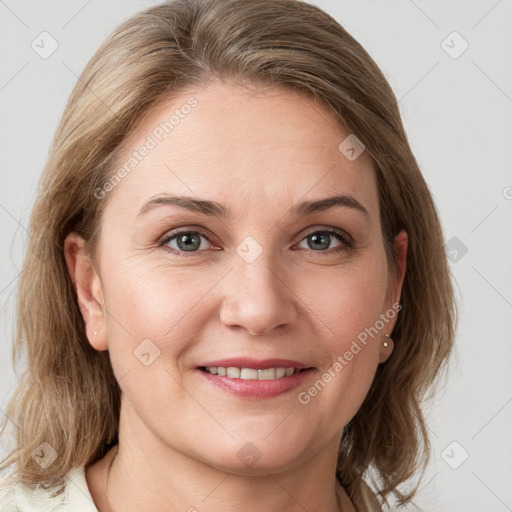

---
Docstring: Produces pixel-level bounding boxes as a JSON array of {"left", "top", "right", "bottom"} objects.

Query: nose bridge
[{"left": 219, "top": 237, "right": 298, "bottom": 335}]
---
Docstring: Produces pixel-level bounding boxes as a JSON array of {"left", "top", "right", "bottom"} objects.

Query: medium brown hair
[{"left": 0, "top": 0, "right": 457, "bottom": 508}]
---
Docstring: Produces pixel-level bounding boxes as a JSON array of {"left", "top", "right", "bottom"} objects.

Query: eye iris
[
  {"left": 308, "top": 232, "right": 331, "bottom": 250},
  {"left": 176, "top": 232, "right": 201, "bottom": 251}
]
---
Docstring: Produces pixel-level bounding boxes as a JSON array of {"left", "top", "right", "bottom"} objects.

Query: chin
[{"left": 192, "top": 436, "right": 313, "bottom": 476}]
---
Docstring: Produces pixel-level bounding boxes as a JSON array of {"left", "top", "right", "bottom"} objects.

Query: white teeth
[
  {"left": 226, "top": 367, "right": 240, "bottom": 378},
  {"left": 204, "top": 366, "right": 301, "bottom": 380},
  {"left": 240, "top": 368, "right": 258, "bottom": 380},
  {"left": 258, "top": 368, "right": 276, "bottom": 379}
]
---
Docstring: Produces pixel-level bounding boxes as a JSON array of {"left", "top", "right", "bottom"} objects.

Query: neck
[{"left": 85, "top": 401, "right": 355, "bottom": 512}]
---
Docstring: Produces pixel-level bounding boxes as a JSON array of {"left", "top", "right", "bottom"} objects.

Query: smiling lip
[{"left": 197, "top": 358, "right": 315, "bottom": 399}]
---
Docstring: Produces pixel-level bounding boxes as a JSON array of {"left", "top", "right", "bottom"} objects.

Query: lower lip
[{"left": 197, "top": 368, "right": 315, "bottom": 399}]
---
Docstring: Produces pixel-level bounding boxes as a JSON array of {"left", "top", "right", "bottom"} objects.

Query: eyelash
[{"left": 158, "top": 226, "right": 354, "bottom": 257}]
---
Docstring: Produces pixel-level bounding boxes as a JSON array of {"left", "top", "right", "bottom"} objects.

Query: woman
[{"left": 0, "top": 0, "right": 456, "bottom": 510}]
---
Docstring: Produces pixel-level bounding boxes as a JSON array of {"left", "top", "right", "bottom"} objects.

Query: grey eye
[
  {"left": 166, "top": 231, "right": 211, "bottom": 252},
  {"left": 297, "top": 231, "right": 343, "bottom": 251}
]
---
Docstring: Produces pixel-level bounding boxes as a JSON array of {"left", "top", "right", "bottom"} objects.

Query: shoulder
[{"left": 0, "top": 467, "right": 97, "bottom": 512}]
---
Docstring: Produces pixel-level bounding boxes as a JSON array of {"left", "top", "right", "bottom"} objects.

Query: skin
[{"left": 65, "top": 79, "right": 407, "bottom": 512}]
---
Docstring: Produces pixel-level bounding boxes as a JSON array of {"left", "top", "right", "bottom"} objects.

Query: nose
[{"left": 219, "top": 253, "right": 298, "bottom": 336}]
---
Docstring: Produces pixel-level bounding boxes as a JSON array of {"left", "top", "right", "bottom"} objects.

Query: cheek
[
  {"left": 300, "top": 255, "right": 389, "bottom": 349},
  {"left": 98, "top": 260, "right": 218, "bottom": 417},
  {"left": 297, "top": 254, "right": 388, "bottom": 409},
  {"left": 101, "top": 257, "right": 223, "bottom": 356}
]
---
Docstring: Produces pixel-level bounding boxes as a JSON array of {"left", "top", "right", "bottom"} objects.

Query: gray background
[{"left": 1, "top": 1, "right": 511, "bottom": 511}]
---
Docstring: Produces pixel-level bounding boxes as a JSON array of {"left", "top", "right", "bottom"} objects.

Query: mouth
[{"left": 196, "top": 358, "right": 315, "bottom": 399}]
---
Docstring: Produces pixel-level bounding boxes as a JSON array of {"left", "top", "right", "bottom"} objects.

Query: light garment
[
  {"left": 356, "top": 479, "right": 384, "bottom": 512},
  {"left": 0, "top": 466, "right": 382, "bottom": 511},
  {"left": 0, "top": 467, "right": 97, "bottom": 511}
]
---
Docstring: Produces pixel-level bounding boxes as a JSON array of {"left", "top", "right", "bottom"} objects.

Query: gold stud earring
[{"left": 384, "top": 333, "right": 392, "bottom": 348}]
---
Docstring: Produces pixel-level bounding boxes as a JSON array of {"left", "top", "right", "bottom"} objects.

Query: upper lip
[{"left": 198, "top": 358, "right": 312, "bottom": 370}]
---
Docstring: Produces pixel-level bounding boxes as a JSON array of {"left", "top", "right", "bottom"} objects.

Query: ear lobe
[
  {"left": 64, "top": 232, "right": 108, "bottom": 351},
  {"left": 378, "top": 336, "right": 394, "bottom": 364}
]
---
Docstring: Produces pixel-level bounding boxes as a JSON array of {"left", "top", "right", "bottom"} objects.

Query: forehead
[{"left": 105, "top": 79, "right": 379, "bottom": 220}]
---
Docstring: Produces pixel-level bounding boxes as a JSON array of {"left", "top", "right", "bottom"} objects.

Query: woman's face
[{"left": 70, "top": 79, "right": 406, "bottom": 475}]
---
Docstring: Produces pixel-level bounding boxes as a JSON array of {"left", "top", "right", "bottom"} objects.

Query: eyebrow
[{"left": 137, "top": 193, "right": 370, "bottom": 221}]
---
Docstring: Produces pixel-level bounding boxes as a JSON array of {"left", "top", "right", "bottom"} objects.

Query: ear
[
  {"left": 389, "top": 229, "right": 408, "bottom": 307},
  {"left": 379, "top": 229, "right": 408, "bottom": 363},
  {"left": 64, "top": 232, "right": 108, "bottom": 351}
]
